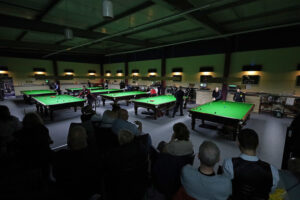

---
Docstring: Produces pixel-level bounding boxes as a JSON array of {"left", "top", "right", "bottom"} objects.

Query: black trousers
[{"left": 173, "top": 101, "right": 183, "bottom": 116}]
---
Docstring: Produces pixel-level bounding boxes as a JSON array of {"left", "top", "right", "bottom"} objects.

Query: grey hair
[{"left": 198, "top": 141, "right": 220, "bottom": 167}]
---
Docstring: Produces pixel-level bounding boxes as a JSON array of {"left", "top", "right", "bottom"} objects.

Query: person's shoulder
[{"left": 182, "top": 164, "right": 196, "bottom": 175}]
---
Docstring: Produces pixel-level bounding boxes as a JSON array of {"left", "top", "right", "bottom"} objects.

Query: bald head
[
  {"left": 198, "top": 141, "right": 220, "bottom": 167},
  {"left": 67, "top": 126, "right": 87, "bottom": 151},
  {"left": 118, "top": 109, "right": 129, "bottom": 121}
]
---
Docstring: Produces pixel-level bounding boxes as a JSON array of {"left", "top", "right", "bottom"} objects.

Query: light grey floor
[{"left": 1, "top": 97, "right": 292, "bottom": 169}]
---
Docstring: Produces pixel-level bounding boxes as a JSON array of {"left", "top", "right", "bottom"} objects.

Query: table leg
[
  {"left": 102, "top": 99, "right": 106, "bottom": 106},
  {"left": 134, "top": 105, "right": 138, "bottom": 115},
  {"left": 44, "top": 107, "right": 49, "bottom": 117},
  {"left": 154, "top": 109, "right": 157, "bottom": 120},
  {"left": 166, "top": 109, "right": 169, "bottom": 116},
  {"left": 126, "top": 100, "right": 129, "bottom": 106},
  {"left": 74, "top": 106, "right": 77, "bottom": 112},
  {"left": 191, "top": 115, "right": 195, "bottom": 130},
  {"left": 50, "top": 110, "right": 54, "bottom": 121}
]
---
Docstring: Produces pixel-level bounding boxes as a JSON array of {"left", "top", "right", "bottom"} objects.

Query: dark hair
[
  {"left": 23, "top": 112, "right": 43, "bottom": 128},
  {"left": 173, "top": 122, "right": 190, "bottom": 141},
  {"left": 0, "top": 105, "right": 10, "bottom": 121},
  {"left": 238, "top": 129, "right": 259, "bottom": 150}
]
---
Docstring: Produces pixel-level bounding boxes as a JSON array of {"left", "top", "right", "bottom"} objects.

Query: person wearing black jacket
[
  {"left": 173, "top": 86, "right": 184, "bottom": 117},
  {"left": 212, "top": 87, "right": 222, "bottom": 101},
  {"left": 233, "top": 88, "right": 245, "bottom": 102}
]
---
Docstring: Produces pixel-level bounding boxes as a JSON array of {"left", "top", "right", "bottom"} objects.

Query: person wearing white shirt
[{"left": 223, "top": 129, "right": 279, "bottom": 200}]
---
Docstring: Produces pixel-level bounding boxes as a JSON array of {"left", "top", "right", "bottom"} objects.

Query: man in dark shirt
[
  {"left": 233, "top": 88, "right": 245, "bottom": 102},
  {"left": 172, "top": 86, "right": 184, "bottom": 117},
  {"left": 212, "top": 87, "right": 222, "bottom": 101},
  {"left": 79, "top": 86, "right": 95, "bottom": 106},
  {"left": 223, "top": 129, "right": 279, "bottom": 200}
]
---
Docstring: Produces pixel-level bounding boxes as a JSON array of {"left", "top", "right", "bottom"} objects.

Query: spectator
[
  {"left": 100, "top": 110, "right": 118, "bottom": 128},
  {"left": 0, "top": 105, "right": 22, "bottom": 154},
  {"left": 223, "top": 129, "right": 279, "bottom": 200},
  {"left": 104, "top": 129, "right": 149, "bottom": 199},
  {"left": 53, "top": 126, "right": 101, "bottom": 200},
  {"left": 180, "top": 141, "right": 232, "bottom": 200},
  {"left": 158, "top": 123, "right": 193, "bottom": 156},
  {"left": 112, "top": 109, "right": 142, "bottom": 136},
  {"left": 212, "top": 86, "right": 222, "bottom": 101}
]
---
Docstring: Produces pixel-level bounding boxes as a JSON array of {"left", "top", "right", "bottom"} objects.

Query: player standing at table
[
  {"left": 172, "top": 86, "right": 184, "bottom": 117},
  {"left": 104, "top": 80, "right": 109, "bottom": 89},
  {"left": 79, "top": 86, "right": 95, "bottom": 106},
  {"left": 212, "top": 87, "right": 222, "bottom": 101},
  {"left": 233, "top": 87, "right": 245, "bottom": 102},
  {"left": 55, "top": 80, "right": 61, "bottom": 95},
  {"left": 87, "top": 80, "right": 92, "bottom": 87}
]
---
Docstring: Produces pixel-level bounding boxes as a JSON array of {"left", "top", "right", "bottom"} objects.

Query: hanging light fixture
[{"left": 102, "top": 0, "right": 114, "bottom": 19}]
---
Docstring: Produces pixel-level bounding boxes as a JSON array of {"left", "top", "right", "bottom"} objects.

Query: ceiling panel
[
  {"left": 0, "top": 0, "right": 49, "bottom": 19},
  {"left": 223, "top": 10, "right": 300, "bottom": 32},
  {"left": 0, "top": 27, "right": 24, "bottom": 40},
  {"left": 22, "top": 31, "right": 65, "bottom": 44},
  {"left": 94, "top": 4, "right": 176, "bottom": 34},
  {"left": 208, "top": 9, "right": 238, "bottom": 24}
]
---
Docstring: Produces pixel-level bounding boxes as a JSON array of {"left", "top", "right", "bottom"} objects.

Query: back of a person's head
[
  {"left": 238, "top": 129, "right": 259, "bottom": 151},
  {"left": 198, "top": 141, "right": 220, "bottom": 167},
  {"left": 101, "top": 110, "right": 117, "bottom": 126},
  {"left": 23, "top": 112, "right": 43, "bottom": 128},
  {"left": 173, "top": 122, "right": 190, "bottom": 141},
  {"left": 112, "top": 104, "right": 121, "bottom": 112},
  {"left": 0, "top": 105, "right": 10, "bottom": 121},
  {"left": 118, "top": 109, "right": 128, "bottom": 120},
  {"left": 67, "top": 126, "right": 88, "bottom": 151},
  {"left": 118, "top": 129, "right": 134, "bottom": 146}
]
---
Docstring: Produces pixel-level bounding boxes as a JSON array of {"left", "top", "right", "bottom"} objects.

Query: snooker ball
[{"left": 214, "top": 112, "right": 216, "bottom": 114}]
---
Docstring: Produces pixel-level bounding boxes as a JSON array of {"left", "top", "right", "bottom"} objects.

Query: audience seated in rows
[
  {"left": 53, "top": 126, "right": 101, "bottom": 200},
  {"left": 0, "top": 105, "right": 21, "bottom": 155},
  {"left": 158, "top": 122, "right": 194, "bottom": 156},
  {"left": 223, "top": 128, "right": 279, "bottom": 200},
  {"left": 180, "top": 141, "right": 231, "bottom": 200},
  {"left": 112, "top": 109, "right": 142, "bottom": 136},
  {"left": 104, "top": 129, "right": 149, "bottom": 200},
  {"left": 100, "top": 110, "right": 118, "bottom": 128},
  {"left": 0, "top": 112, "right": 53, "bottom": 199}
]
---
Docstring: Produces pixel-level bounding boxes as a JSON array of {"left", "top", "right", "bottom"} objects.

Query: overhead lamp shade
[
  {"left": 102, "top": 0, "right": 114, "bottom": 19},
  {"left": 148, "top": 69, "right": 157, "bottom": 73},
  {"left": 172, "top": 68, "right": 183, "bottom": 73},
  {"left": 105, "top": 70, "right": 111, "bottom": 73},
  {"left": 64, "top": 28, "right": 73, "bottom": 40},
  {"left": 116, "top": 69, "right": 123, "bottom": 73},
  {"left": 64, "top": 69, "right": 74, "bottom": 73},
  {"left": 199, "top": 67, "right": 214, "bottom": 72},
  {"left": 132, "top": 69, "right": 139, "bottom": 73},
  {"left": 242, "top": 65, "right": 262, "bottom": 71},
  {"left": 33, "top": 68, "right": 46, "bottom": 72},
  {"left": 88, "top": 70, "right": 96, "bottom": 73}
]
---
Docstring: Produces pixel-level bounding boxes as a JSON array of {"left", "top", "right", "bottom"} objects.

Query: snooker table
[
  {"left": 101, "top": 91, "right": 149, "bottom": 106},
  {"left": 66, "top": 86, "right": 103, "bottom": 95},
  {"left": 189, "top": 101, "right": 254, "bottom": 139},
  {"left": 32, "top": 95, "right": 86, "bottom": 120},
  {"left": 21, "top": 90, "right": 57, "bottom": 103},
  {"left": 90, "top": 89, "right": 123, "bottom": 106},
  {"left": 133, "top": 95, "right": 179, "bottom": 120}
]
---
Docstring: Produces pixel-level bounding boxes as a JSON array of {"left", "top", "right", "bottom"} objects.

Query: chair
[
  {"left": 103, "top": 140, "right": 149, "bottom": 200},
  {"left": 151, "top": 153, "right": 195, "bottom": 199},
  {"left": 172, "top": 187, "right": 196, "bottom": 200},
  {"left": 94, "top": 127, "right": 119, "bottom": 155}
]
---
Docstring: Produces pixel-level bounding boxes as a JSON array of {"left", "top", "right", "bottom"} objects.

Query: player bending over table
[{"left": 79, "top": 86, "right": 95, "bottom": 106}]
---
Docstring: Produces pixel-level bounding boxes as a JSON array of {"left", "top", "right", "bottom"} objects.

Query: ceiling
[{"left": 0, "top": 0, "right": 300, "bottom": 60}]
